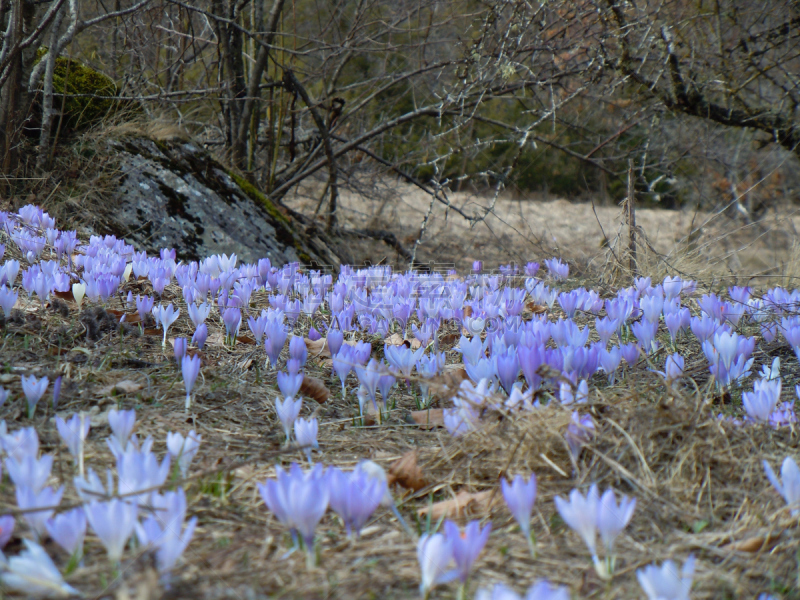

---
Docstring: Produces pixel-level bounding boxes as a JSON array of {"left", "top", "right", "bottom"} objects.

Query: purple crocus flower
[
  {"left": 108, "top": 408, "right": 136, "bottom": 449},
  {"left": 444, "top": 519, "right": 491, "bottom": 584},
  {"left": 620, "top": 342, "right": 639, "bottom": 365},
  {"left": 495, "top": 346, "right": 520, "bottom": 394},
  {"left": 763, "top": 456, "right": 800, "bottom": 515},
  {"left": 0, "top": 284, "right": 18, "bottom": 315},
  {"left": 378, "top": 371, "right": 396, "bottom": 408},
  {"left": 631, "top": 319, "right": 659, "bottom": 354},
  {"left": 275, "top": 396, "right": 302, "bottom": 441},
  {"left": 173, "top": 337, "right": 187, "bottom": 362},
  {"left": 308, "top": 326, "right": 322, "bottom": 341},
  {"left": 2, "top": 426, "right": 39, "bottom": 461},
  {"left": 55, "top": 413, "right": 90, "bottom": 474},
  {"left": 116, "top": 446, "right": 171, "bottom": 505},
  {"left": 501, "top": 474, "right": 537, "bottom": 552},
  {"left": 182, "top": 354, "right": 201, "bottom": 411},
  {"left": 45, "top": 507, "right": 87, "bottom": 559},
  {"left": 51, "top": 376, "right": 62, "bottom": 410},
  {"left": 289, "top": 336, "right": 308, "bottom": 367},
  {"left": 327, "top": 328, "right": 344, "bottom": 357},
  {"left": 187, "top": 301, "right": 211, "bottom": 327},
  {"left": 332, "top": 345, "right": 355, "bottom": 395},
  {"left": 294, "top": 417, "right": 318, "bottom": 464},
  {"left": 544, "top": 258, "right": 569, "bottom": 280},
  {"left": 152, "top": 303, "right": 180, "bottom": 348},
  {"left": 6, "top": 454, "right": 52, "bottom": 493},
  {"left": 0, "top": 515, "right": 14, "bottom": 549},
  {"left": 554, "top": 484, "right": 599, "bottom": 562},
  {"left": 565, "top": 411, "right": 595, "bottom": 464},
  {"left": 258, "top": 463, "right": 329, "bottom": 565},
  {"left": 85, "top": 498, "right": 138, "bottom": 563},
  {"left": 384, "top": 344, "right": 425, "bottom": 384},
  {"left": 277, "top": 370, "right": 304, "bottom": 400},
  {"left": 0, "top": 540, "right": 80, "bottom": 598},
  {"left": 417, "top": 532, "right": 456, "bottom": 598},
  {"left": 166, "top": 430, "right": 202, "bottom": 478},
  {"left": 16, "top": 485, "right": 64, "bottom": 539},
  {"left": 596, "top": 488, "right": 636, "bottom": 576},
  {"left": 222, "top": 307, "right": 242, "bottom": 343},
  {"left": 21, "top": 374, "right": 48, "bottom": 419},
  {"left": 192, "top": 323, "right": 208, "bottom": 350},
  {"left": 136, "top": 488, "right": 197, "bottom": 582},
  {"left": 637, "top": 555, "right": 695, "bottom": 600},
  {"left": 655, "top": 353, "right": 684, "bottom": 389},
  {"left": 328, "top": 465, "right": 387, "bottom": 537},
  {"left": 264, "top": 316, "right": 288, "bottom": 367},
  {"left": 355, "top": 358, "right": 382, "bottom": 414}
]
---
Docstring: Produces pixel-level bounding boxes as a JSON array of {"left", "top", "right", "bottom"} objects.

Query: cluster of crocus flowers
[
  {"left": 417, "top": 519, "right": 491, "bottom": 599},
  {"left": 554, "top": 484, "right": 636, "bottom": 578}
]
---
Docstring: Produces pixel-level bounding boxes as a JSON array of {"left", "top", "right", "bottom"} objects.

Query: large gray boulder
[{"left": 104, "top": 137, "right": 340, "bottom": 268}]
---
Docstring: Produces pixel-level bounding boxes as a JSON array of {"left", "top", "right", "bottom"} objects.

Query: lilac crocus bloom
[
  {"left": 45, "top": 507, "right": 87, "bottom": 559},
  {"left": 763, "top": 456, "right": 800, "bottom": 515},
  {"left": 136, "top": 488, "right": 197, "bottom": 581},
  {"left": 187, "top": 301, "right": 210, "bottom": 327},
  {"left": 51, "top": 376, "right": 62, "bottom": 410},
  {"left": 277, "top": 370, "right": 304, "bottom": 400},
  {"left": 182, "top": 354, "right": 201, "bottom": 411},
  {"left": 6, "top": 454, "right": 52, "bottom": 493},
  {"left": 0, "top": 515, "right": 14, "bottom": 549},
  {"left": 596, "top": 488, "right": 636, "bottom": 575},
  {"left": 1, "top": 540, "right": 80, "bottom": 598},
  {"left": 16, "top": 485, "right": 64, "bottom": 539},
  {"left": 465, "top": 356, "right": 496, "bottom": 384},
  {"left": 166, "top": 430, "right": 202, "bottom": 478},
  {"left": 152, "top": 303, "right": 180, "bottom": 348},
  {"left": 289, "top": 335, "right": 308, "bottom": 366},
  {"left": 192, "top": 323, "right": 208, "bottom": 350},
  {"left": 742, "top": 377, "right": 781, "bottom": 423},
  {"left": 384, "top": 344, "right": 425, "bottom": 383},
  {"left": 294, "top": 417, "right": 318, "bottom": 464},
  {"left": 0, "top": 284, "right": 18, "bottom": 315},
  {"left": 259, "top": 463, "right": 329, "bottom": 565},
  {"left": 501, "top": 474, "right": 537, "bottom": 550},
  {"left": 173, "top": 337, "right": 187, "bottom": 362},
  {"left": 620, "top": 342, "right": 639, "bottom": 365},
  {"left": 332, "top": 345, "right": 355, "bottom": 395},
  {"left": 85, "top": 498, "right": 138, "bottom": 563},
  {"left": 108, "top": 408, "right": 136, "bottom": 448},
  {"left": 544, "top": 258, "right": 569, "bottom": 280},
  {"left": 21, "top": 374, "right": 48, "bottom": 418},
  {"left": 495, "top": 347, "right": 520, "bottom": 394},
  {"left": 637, "top": 555, "right": 695, "bottom": 600},
  {"left": 655, "top": 353, "right": 684, "bottom": 389},
  {"left": 355, "top": 358, "right": 382, "bottom": 413},
  {"left": 55, "top": 413, "right": 90, "bottom": 474},
  {"left": 444, "top": 519, "right": 491, "bottom": 584},
  {"left": 0, "top": 386, "right": 7, "bottom": 408},
  {"left": 631, "top": 319, "right": 659, "bottom": 354},
  {"left": 554, "top": 484, "right": 600, "bottom": 561},
  {"left": 565, "top": 410, "right": 595, "bottom": 462},
  {"left": 222, "top": 307, "right": 242, "bottom": 342},
  {"left": 275, "top": 396, "right": 302, "bottom": 441},
  {"left": 136, "top": 295, "right": 155, "bottom": 323},
  {"left": 1, "top": 426, "right": 39, "bottom": 461},
  {"left": 475, "top": 581, "right": 570, "bottom": 600},
  {"left": 116, "top": 447, "right": 171, "bottom": 505},
  {"left": 417, "top": 532, "right": 456, "bottom": 598},
  {"left": 264, "top": 317, "right": 288, "bottom": 367},
  {"left": 328, "top": 465, "right": 386, "bottom": 537},
  {"left": 598, "top": 346, "right": 621, "bottom": 384}
]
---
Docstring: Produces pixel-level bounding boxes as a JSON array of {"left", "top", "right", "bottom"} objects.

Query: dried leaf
[
  {"left": 237, "top": 335, "right": 256, "bottom": 345},
  {"left": 526, "top": 302, "right": 548, "bottom": 314},
  {"left": 97, "top": 380, "right": 143, "bottom": 396},
  {"left": 387, "top": 451, "right": 427, "bottom": 491},
  {"left": 385, "top": 333, "right": 421, "bottom": 349},
  {"left": 409, "top": 409, "right": 444, "bottom": 429},
  {"left": 305, "top": 337, "right": 330, "bottom": 358},
  {"left": 300, "top": 376, "right": 331, "bottom": 403},
  {"left": 463, "top": 305, "right": 473, "bottom": 318},
  {"left": 53, "top": 290, "right": 75, "bottom": 303},
  {"left": 438, "top": 332, "right": 462, "bottom": 346},
  {"left": 722, "top": 533, "right": 780, "bottom": 552},
  {"left": 417, "top": 490, "right": 496, "bottom": 520}
]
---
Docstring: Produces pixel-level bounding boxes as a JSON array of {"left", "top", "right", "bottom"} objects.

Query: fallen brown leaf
[
  {"left": 526, "top": 302, "right": 548, "bottom": 314},
  {"left": 417, "top": 489, "right": 496, "bottom": 520},
  {"left": 305, "top": 337, "right": 330, "bottom": 358},
  {"left": 300, "top": 376, "right": 331, "bottom": 403},
  {"left": 53, "top": 290, "right": 76, "bottom": 302},
  {"left": 409, "top": 409, "right": 444, "bottom": 429},
  {"left": 722, "top": 533, "right": 781, "bottom": 552},
  {"left": 386, "top": 333, "right": 421, "bottom": 349},
  {"left": 387, "top": 450, "right": 427, "bottom": 491}
]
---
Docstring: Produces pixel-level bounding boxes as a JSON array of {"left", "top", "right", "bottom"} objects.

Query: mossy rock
[{"left": 34, "top": 48, "right": 119, "bottom": 129}]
